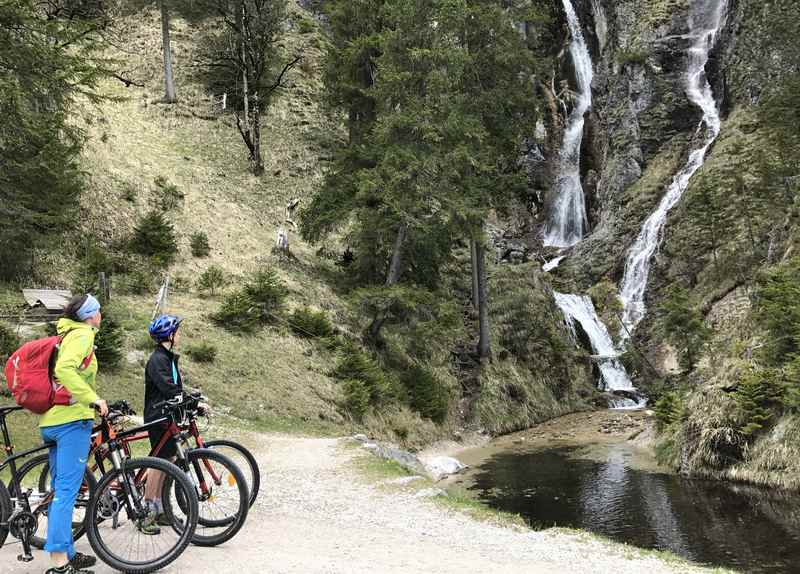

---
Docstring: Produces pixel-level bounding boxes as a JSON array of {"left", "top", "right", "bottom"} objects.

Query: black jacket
[{"left": 144, "top": 345, "right": 183, "bottom": 422}]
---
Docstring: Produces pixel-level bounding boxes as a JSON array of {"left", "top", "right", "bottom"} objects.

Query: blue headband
[{"left": 76, "top": 295, "right": 101, "bottom": 321}]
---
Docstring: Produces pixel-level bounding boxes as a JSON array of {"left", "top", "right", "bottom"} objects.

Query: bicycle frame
[{"left": 0, "top": 407, "right": 54, "bottom": 562}]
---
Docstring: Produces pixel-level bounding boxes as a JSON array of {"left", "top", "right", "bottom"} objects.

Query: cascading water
[
  {"left": 619, "top": 0, "right": 729, "bottom": 334},
  {"left": 543, "top": 0, "right": 593, "bottom": 248},
  {"left": 554, "top": 292, "right": 642, "bottom": 408}
]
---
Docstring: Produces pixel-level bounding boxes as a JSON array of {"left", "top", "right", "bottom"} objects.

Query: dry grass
[{"left": 2, "top": 5, "right": 352, "bottom": 446}]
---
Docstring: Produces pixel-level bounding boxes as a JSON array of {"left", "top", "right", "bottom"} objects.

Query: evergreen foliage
[
  {"left": 154, "top": 175, "right": 184, "bottom": 211},
  {"left": 185, "top": 342, "right": 217, "bottom": 363},
  {"left": 342, "top": 378, "right": 370, "bottom": 420},
  {"left": 288, "top": 307, "right": 333, "bottom": 339},
  {"left": 653, "top": 391, "right": 684, "bottom": 432},
  {"left": 94, "top": 314, "right": 124, "bottom": 371},
  {"left": 0, "top": 323, "right": 20, "bottom": 363},
  {"left": 212, "top": 268, "right": 287, "bottom": 332},
  {"left": 190, "top": 231, "right": 211, "bottom": 258},
  {"left": 658, "top": 286, "right": 710, "bottom": 371},
  {"left": 400, "top": 364, "right": 449, "bottom": 424},
  {"left": 752, "top": 257, "right": 800, "bottom": 363},
  {"left": 734, "top": 369, "right": 784, "bottom": 435},
  {"left": 332, "top": 342, "right": 391, "bottom": 408},
  {"left": 303, "top": 0, "right": 540, "bottom": 346},
  {"left": 0, "top": 1, "right": 107, "bottom": 280},
  {"left": 197, "top": 264, "right": 229, "bottom": 296},
  {"left": 130, "top": 211, "right": 179, "bottom": 266}
]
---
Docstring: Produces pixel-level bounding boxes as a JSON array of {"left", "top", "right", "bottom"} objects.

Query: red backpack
[{"left": 4, "top": 334, "right": 94, "bottom": 414}]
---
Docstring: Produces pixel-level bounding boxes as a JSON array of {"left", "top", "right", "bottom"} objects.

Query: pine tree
[{"left": 0, "top": 1, "right": 106, "bottom": 279}]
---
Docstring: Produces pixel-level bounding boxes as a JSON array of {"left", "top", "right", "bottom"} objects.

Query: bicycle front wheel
[
  {"left": 85, "top": 456, "right": 198, "bottom": 574},
  {"left": 163, "top": 448, "right": 248, "bottom": 547},
  {"left": 203, "top": 439, "right": 261, "bottom": 507}
]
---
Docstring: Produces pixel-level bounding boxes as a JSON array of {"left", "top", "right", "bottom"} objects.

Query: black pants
[{"left": 147, "top": 423, "right": 178, "bottom": 459}]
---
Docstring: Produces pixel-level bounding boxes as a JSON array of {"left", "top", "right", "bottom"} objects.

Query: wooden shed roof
[{"left": 21, "top": 289, "right": 72, "bottom": 311}]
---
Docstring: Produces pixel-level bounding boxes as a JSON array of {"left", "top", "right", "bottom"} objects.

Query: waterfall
[
  {"left": 553, "top": 293, "right": 639, "bottom": 405},
  {"left": 619, "top": 0, "right": 729, "bottom": 334},
  {"left": 543, "top": 0, "right": 594, "bottom": 248}
]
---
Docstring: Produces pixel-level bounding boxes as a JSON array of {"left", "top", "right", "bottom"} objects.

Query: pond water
[{"left": 465, "top": 443, "right": 800, "bottom": 573}]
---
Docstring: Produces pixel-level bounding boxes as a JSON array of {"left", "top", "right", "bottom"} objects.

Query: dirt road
[{"left": 2, "top": 433, "right": 722, "bottom": 574}]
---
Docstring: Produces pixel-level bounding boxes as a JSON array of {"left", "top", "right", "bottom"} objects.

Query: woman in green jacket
[{"left": 40, "top": 294, "right": 108, "bottom": 574}]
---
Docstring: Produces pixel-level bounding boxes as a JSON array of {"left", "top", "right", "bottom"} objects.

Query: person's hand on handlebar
[
  {"left": 198, "top": 402, "right": 211, "bottom": 415},
  {"left": 93, "top": 399, "right": 109, "bottom": 417}
]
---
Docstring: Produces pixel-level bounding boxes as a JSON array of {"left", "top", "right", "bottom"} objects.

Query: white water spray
[
  {"left": 619, "top": 0, "right": 729, "bottom": 334},
  {"left": 544, "top": 0, "right": 594, "bottom": 248},
  {"left": 554, "top": 293, "right": 638, "bottom": 402}
]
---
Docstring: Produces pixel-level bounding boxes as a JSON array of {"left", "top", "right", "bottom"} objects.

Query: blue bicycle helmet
[{"left": 148, "top": 314, "right": 183, "bottom": 342}]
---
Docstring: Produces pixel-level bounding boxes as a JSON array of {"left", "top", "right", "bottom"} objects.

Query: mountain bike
[
  {"left": 82, "top": 402, "right": 199, "bottom": 573},
  {"left": 0, "top": 405, "right": 95, "bottom": 562},
  {"left": 88, "top": 394, "right": 249, "bottom": 547},
  {"left": 0, "top": 402, "right": 199, "bottom": 573}
]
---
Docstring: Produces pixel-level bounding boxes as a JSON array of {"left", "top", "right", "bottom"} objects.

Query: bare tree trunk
[
  {"left": 160, "top": 1, "right": 177, "bottom": 103},
  {"left": 475, "top": 240, "right": 491, "bottom": 361},
  {"left": 251, "top": 95, "right": 264, "bottom": 174},
  {"left": 470, "top": 238, "right": 479, "bottom": 309},
  {"left": 366, "top": 223, "right": 408, "bottom": 344},
  {"left": 237, "top": 0, "right": 250, "bottom": 133}
]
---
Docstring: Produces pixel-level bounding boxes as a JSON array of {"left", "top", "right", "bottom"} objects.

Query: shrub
[
  {"left": 734, "top": 368, "right": 784, "bottom": 435},
  {"left": 211, "top": 268, "right": 287, "bottom": 332},
  {"left": 0, "top": 323, "right": 20, "bottom": 363},
  {"left": 342, "top": 379, "right": 370, "bottom": 420},
  {"left": 130, "top": 211, "right": 178, "bottom": 267},
  {"left": 288, "top": 306, "right": 333, "bottom": 338},
  {"left": 94, "top": 314, "right": 124, "bottom": 371},
  {"left": 185, "top": 342, "right": 217, "bottom": 363},
  {"left": 753, "top": 258, "right": 800, "bottom": 364},
  {"left": 197, "top": 265, "right": 229, "bottom": 296},
  {"left": 653, "top": 391, "right": 684, "bottom": 432},
  {"left": 332, "top": 343, "right": 391, "bottom": 407},
  {"left": 119, "top": 268, "right": 155, "bottom": 295},
  {"left": 190, "top": 232, "right": 211, "bottom": 258},
  {"left": 400, "top": 365, "right": 449, "bottom": 424},
  {"left": 617, "top": 48, "right": 648, "bottom": 67},
  {"left": 658, "top": 286, "right": 710, "bottom": 371},
  {"left": 154, "top": 176, "right": 184, "bottom": 211}
]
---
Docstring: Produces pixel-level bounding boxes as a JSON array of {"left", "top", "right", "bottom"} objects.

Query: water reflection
[{"left": 467, "top": 444, "right": 800, "bottom": 573}]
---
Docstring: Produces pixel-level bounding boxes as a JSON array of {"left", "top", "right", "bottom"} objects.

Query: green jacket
[{"left": 39, "top": 318, "right": 99, "bottom": 428}]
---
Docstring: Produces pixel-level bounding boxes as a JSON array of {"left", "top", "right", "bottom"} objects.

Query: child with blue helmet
[{"left": 141, "top": 314, "right": 184, "bottom": 534}]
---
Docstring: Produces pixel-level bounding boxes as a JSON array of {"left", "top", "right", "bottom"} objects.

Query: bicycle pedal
[{"left": 17, "top": 553, "right": 34, "bottom": 562}]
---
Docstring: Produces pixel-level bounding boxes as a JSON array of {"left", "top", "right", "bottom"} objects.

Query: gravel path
[{"left": 1, "top": 434, "right": 723, "bottom": 573}]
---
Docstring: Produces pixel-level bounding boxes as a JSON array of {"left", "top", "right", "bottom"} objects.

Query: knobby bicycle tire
[
  {"left": 203, "top": 439, "right": 261, "bottom": 507},
  {"left": 0, "top": 479, "right": 11, "bottom": 547},
  {"left": 162, "top": 448, "right": 248, "bottom": 547},
  {"left": 13, "top": 453, "right": 97, "bottom": 549},
  {"left": 85, "top": 456, "right": 198, "bottom": 574}
]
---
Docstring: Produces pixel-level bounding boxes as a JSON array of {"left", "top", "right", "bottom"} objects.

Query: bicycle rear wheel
[
  {"left": 0, "top": 480, "right": 11, "bottom": 547},
  {"left": 85, "top": 456, "right": 198, "bottom": 574},
  {"left": 162, "top": 448, "right": 248, "bottom": 547},
  {"left": 13, "top": 453, "right": 96, "bottom": 549},
  {"left": 204, "top": 439, "right": 260, "bottom": 507}
]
